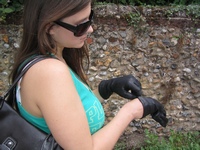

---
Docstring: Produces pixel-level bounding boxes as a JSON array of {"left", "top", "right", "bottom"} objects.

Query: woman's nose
[{"left": 87, "top": 25, "right": 93, "bottom": 34}]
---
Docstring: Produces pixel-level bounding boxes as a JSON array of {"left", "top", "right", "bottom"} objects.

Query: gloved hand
[
  {"left": 138, "top": 96, "right": 168, "bottom": 127},
  {"left": 98, "top": 75, "right": 142, "bottom": 99}
]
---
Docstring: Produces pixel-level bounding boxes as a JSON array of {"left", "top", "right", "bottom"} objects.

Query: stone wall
[{"left": 0, "top": 5, "right": 199, "bottom": 148}]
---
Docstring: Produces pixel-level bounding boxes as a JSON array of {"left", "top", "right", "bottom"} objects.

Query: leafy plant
[
  {"left": 165, "top": 5, "right": 200, "bottom": 18},
  {"left": 95, "top": 0, "right": 200, "bottom": 5},
  {"left": 0, "top": 0, "right": 23, "bottom": 22},
  {"left": 114, "top": 141, "right": 127, "bottom": 150},
  {"left": 1, "top": 0, "right": 200, "bottom": 22},
  {"left": 164, "top": 4, "right": 200, "bottom": 26},
  {"left": 124, "top": 6, "right": 147, "bottom": 30}
]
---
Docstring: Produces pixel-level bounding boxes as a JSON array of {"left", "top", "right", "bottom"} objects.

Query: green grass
[
  {"left": 141, "top": 129, "right": 200, "bottom": 150},
  {"left": 114, "top": 130, "right": 200, "bottom": 150}
]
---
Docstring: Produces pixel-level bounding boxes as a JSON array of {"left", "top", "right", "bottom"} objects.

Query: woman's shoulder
[
  {"left": 34, "top": 57, "right": 67, "bottom": 70},
  {"left": 24, "top": 57, "right": 71, "bottom": 81}
]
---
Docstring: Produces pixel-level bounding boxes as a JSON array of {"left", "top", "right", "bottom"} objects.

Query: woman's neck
[{"left": 53, "top": 47, "right": 66, "bottom": 63}]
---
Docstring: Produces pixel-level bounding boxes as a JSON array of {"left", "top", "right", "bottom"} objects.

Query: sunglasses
[{"left": 54, "top": 10, "right": 93, "bottom": 37}]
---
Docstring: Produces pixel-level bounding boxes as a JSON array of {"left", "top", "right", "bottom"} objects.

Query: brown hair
[{"left": 11, "top": 0, "right": 92, "bottom": 84}]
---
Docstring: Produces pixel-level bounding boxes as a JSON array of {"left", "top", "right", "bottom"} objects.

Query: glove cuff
[
  {"left": 138, "top": 96, "right": 148, "bottom": 118},
  {"left": 98, "top": 80, "right": 112, "bottom": 99}
]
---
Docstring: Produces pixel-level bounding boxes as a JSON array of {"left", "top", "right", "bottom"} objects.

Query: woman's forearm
[{"left": 91, "top": 99, "right": 143, "bottom": 150}]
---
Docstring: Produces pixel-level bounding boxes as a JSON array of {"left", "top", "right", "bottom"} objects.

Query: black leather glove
[
  {"left": 138, "top": 96, "right": 168, "bottom": 127},
  {"left": 98, "top": 75, "right": 142, "bottom": 99}
]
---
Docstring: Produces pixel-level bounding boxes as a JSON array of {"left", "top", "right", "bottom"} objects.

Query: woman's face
[{"left": 49, "top": 4, "right": 93, "bottom": 51}]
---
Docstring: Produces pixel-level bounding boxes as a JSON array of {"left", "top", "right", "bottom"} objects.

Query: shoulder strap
[{"left": 2, "top": 55, "right": 49, "bottom": 100}]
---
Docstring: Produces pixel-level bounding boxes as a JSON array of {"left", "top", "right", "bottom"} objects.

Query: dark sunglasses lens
[{"left": 75, "top": 21, "right": 91, "bottom": 36}]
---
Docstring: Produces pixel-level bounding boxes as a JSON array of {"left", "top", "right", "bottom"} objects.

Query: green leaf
[
  {"left": 0, "top": 0, "right": 8, "bottom": 6},
  {"left": 3, "top": 7, "right": 14, "bottom": 13}
]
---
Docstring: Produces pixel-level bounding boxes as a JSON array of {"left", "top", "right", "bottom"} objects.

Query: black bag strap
[{"left": 2, "top": 55, "right": 50, "bottom": 100}]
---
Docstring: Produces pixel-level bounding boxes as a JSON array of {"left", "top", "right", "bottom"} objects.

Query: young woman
[{"left": 10, "top": 0, "right": 168, "bottom": 149}]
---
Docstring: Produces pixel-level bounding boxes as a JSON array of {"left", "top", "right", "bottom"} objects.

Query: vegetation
[
  {"left": 1, "top": 0, "right": 200, "bottom": 22},
  {"left": 124, "top": 4, "right": 200, "bottom": 29},
  {"left": 95, "top": 0, "right": 200, "bottom": 5},
  {"left": 165, "top": 5, "right": 200, "bottom": 19},
  {"left": 0, "top": 0, "right": 23, "bottom": 22},
  {"left": 141, "top": 129, "right": 200, "bottom": 150},
  {"left": 114, "top": 130, "right": 200, "bottom": 150}
]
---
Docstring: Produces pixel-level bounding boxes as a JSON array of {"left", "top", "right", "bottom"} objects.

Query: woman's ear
[{"left": 46, "top": 23, "right": 55, "bottom": 35}]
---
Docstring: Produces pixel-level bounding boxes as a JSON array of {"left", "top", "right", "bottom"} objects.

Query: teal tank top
[{"left": 16, "top": 68, "right": 105, "bottom": 135}]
